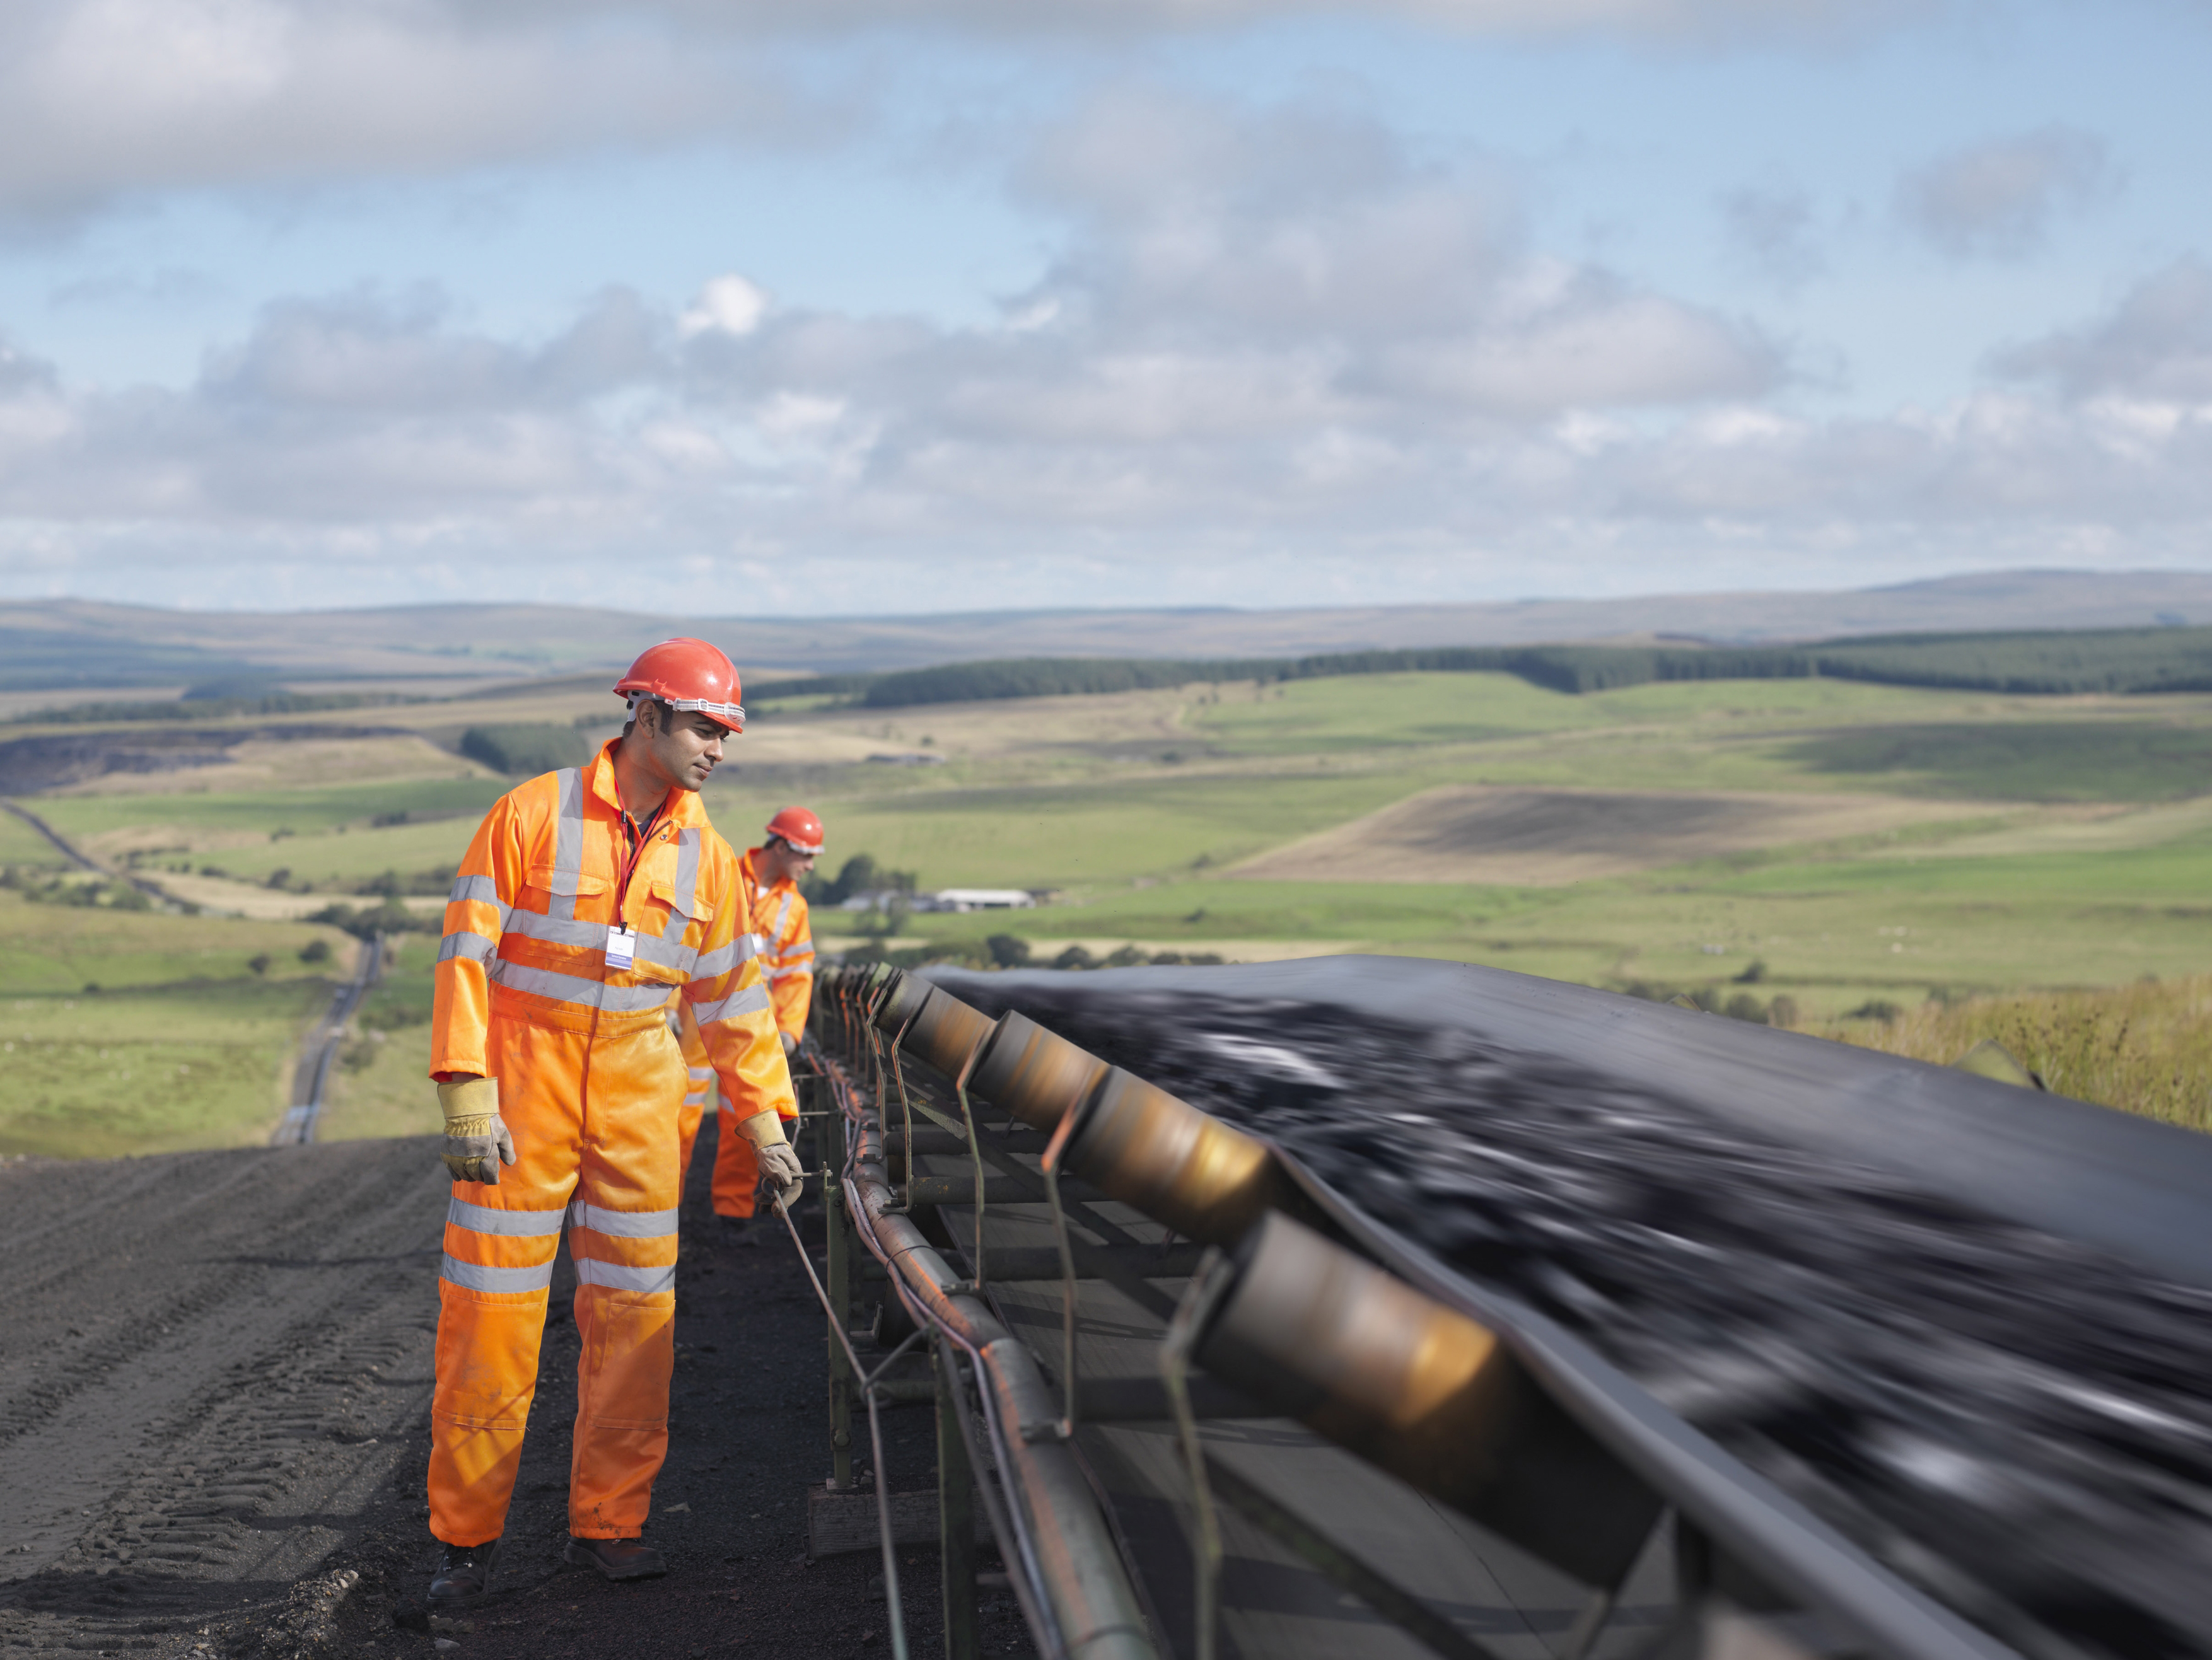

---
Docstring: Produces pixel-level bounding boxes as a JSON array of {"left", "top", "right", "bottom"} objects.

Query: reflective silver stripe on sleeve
[
  {"left": 765, "top": 962, "right": 815, "bottom": 982},
  {"left": 441, "top": 1255, "right": 557, "bottom": 1293},
  {"left": 693, "top": 984, "right": 772, "bottom": 1025},
  {"left": 690, "top": 934, "right": 761, "bottom": 980},
  {"left": 448, "top": 873, "right": 508, "bottom": 914},
  {"left": 448, "top": 1198, "right": 568, "bottom": 1236},
  {"left": 663, "top": 829, "right": 699, "bottom": 939},
  {"left": 574, "top": 1258, "right": 676, "bottom": 1296},
  {"left": 438, "top": 931, "right": 499, "bottom": 965},
  {"left": 548, "top": 769, "right": 586, "bottom": 921},
  {"left": 568, "top": 1202, "right": 680, "bottom": 1239},
  {"left": 777, "top": 943, "right": 815, "bottom": 963},
  {"left": 486, "top": 960, "right": 677, "bottom": 1014}
]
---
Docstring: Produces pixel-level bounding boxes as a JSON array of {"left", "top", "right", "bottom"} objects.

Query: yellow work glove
[
  {"left": 437, "top": 1076, "right": 517, "bottom": 1185},
  {"left": 738, "top": 1111, "right": 805, "bottom": 1212}
]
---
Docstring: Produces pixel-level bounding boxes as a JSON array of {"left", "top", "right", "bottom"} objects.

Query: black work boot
[
  {"left": 426, "top": 1538, "right": 500, "bottom": 1606},
  {"left": 564, "top": 1536, "right": 667, "bottom": 1581},
  {"left": 721, "top": 1214, "right": 757, "bottom": 1248}
]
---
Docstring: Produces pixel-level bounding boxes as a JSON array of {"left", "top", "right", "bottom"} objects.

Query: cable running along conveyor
[{"left": 797, "top": 956, "right": 2212, "bottom": 1660}]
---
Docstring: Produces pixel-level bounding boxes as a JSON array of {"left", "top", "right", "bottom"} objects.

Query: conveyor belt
[{"left": 813, "top": 958, "right": 2212, "bottom": 1660}]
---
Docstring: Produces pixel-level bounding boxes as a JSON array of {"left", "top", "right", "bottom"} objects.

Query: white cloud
[
  {"left": 1895, "top": 125, "right": 2117, "bottom": 262},
  {"left": 1988, "top": 258, "right": 2212, "bottom": 404},
  {"left": 0, "top": 0, "right": 798, "bottom": 221},
  {"left": 681, "top": 276, "right": 772, "bottom": 339},
  {"left": 0, "top": 0, "right": 1948, "bottom": 222}
]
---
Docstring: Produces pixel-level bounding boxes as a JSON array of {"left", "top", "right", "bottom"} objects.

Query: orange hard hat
[
  {"left": 614, "top": 638, "right": 745, "bottom": 733},
  {"left": 765, "top": 806, "right": 824, "bottom": 854}
]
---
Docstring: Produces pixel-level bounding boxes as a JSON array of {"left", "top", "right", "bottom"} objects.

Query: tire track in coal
[{"left": 0, "top": 1139, "right": 450, "bottom": 1659}]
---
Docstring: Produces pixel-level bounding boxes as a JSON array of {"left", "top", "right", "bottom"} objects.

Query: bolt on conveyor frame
[{"left": 803, "top": 961, "right": 2026, "bottom": 1660}]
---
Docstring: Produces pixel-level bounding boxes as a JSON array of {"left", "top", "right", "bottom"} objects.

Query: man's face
[
  {"left": 644, "top": 707, "right": 728, "bottom": 792},
  {"left": 764, "top": 842, "right": 818, "bottom": 885}
]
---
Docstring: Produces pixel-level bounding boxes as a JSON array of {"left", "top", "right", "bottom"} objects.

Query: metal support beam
[
  {"left": 1074, "top": 1374, "right": 1263, "bottom": 1423},
  {"left": 937, "top": 1337, "right": 981, "bottom": 1660},
  {"left": 1204, "top": 1453, "right": 1505, "bottom": 1660},
  {"left": 946, "top": 1245, "right": 1208, "bottom": 1284},
  {"left": 824, "top": 1079, "right": 855, "bottom": 1489}
]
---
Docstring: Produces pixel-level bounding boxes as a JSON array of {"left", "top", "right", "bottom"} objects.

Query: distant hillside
[
  {"left": 5, "top": 568, "right": 2211, "bottom": 692},
  {"left": 743, "top": 627, "right": 2212, "bottom": 709}
]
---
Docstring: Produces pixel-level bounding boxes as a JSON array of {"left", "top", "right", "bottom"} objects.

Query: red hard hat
[
  {"left": 613, "top": 638, "right": 745, "bottom": 733},
  {"left": 765, "top": 806, "right": 824, "bottom": 854}
]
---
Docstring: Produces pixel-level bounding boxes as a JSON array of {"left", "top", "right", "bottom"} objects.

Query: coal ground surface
[
  {"left": 0, "top": 1113, "right": 1035, "bottom": 1660},
  {"left": 961, "top": 983, "right": 2212, "bottom": 1660}
]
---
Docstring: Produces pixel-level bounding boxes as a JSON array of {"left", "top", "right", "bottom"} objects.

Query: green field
[
  {"left": 315, "top": 934, "right": 439, "bottom": 1144},
  {"left": 12, "top": 665, "right": 2212, "bottom": 1151},
  {"left": 0, "top": 891, "right": 357, "bottom": 1157}
]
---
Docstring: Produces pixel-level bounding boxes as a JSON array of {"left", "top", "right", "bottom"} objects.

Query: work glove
[
  {"left": 737, "top": 1109, "right": 806, "bottom": 1212},
  {"left": 758, "top": 1142, "right": 806, "bottom": 1213},
  {"left": 437, "top": 1076, "right": 517, "bottom": 1185},
  {"left": 779, "top": 1030, "right": 799, "bottom": 1057}
]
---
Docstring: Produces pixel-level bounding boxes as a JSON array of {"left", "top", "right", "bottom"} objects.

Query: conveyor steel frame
[{"left": 817, "top": 967, "right": 1159, "bottom": 1660}]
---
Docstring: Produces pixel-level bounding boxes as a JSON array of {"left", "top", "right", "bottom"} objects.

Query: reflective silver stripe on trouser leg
[
  {"left": 547, "top": 768, "right": 586, "bottom": 922},
  {"left": 569, "top": 1203, "right": 680, "bottom": 1296},
  {"left": 439, "top": 1199, "right": 568, "bottom": 1292},
  {"left": 663, "top": 828, "right": 699, "bottom": 940}
]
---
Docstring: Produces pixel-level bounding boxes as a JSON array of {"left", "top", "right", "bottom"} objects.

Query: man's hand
[
  {"left": 779, "top": 1031, "right": 798, "bottom": 1057},
  {"left": 436, "top": 1076, "right": 517, "bottom": 1185},
  {"left": 757, "top": 1142, "right": 805, "bottom": 1212}
]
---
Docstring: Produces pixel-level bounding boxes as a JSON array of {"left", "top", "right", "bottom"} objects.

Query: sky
[{"left": 0, "top": 0, "right": 2208, "bottom": 615}]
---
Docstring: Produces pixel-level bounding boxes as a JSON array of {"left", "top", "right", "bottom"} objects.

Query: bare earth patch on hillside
[
  {"left": 1233, "top": 785, "right": 1998, "bottom": 885},
  {"left": 43, "top": 734, "right": 488, "bottom": 796}
]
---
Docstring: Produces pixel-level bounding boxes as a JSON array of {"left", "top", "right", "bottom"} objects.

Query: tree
[{"left": 986, "top": 934, "right": 1030, "bottom": 968}]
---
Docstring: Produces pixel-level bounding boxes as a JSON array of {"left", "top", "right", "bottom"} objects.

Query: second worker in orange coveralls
[
  {"left": 422, "top": 638, "right": 801, "bottom": 1606},
  {"left": 687, "top": 808, "right": 822, "bottom": 1224}
]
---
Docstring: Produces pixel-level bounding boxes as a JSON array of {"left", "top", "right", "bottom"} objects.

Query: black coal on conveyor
[{"left": 924, "top": 956, "right": 2212, "bottom": 1660}]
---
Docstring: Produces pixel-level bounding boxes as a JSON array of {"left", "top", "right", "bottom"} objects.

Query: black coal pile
[{"left": 959, "top": 985, "right": 2212, "bottom": 1660}]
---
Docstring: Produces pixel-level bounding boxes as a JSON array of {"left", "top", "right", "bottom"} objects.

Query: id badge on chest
[{"left": 604, "top": 926, "right": 638, "bottom": 971}]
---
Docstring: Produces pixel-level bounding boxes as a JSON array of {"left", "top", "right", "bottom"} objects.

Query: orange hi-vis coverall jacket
[
  {"left": 428, "top": 742, "right": 794, "bottom": 1548},
  {"left": 704, "top": 849, "right": 815, "bottom": 1216},
  {"left": 744, "top": 847, "right": 817, "bottom": 1043}
]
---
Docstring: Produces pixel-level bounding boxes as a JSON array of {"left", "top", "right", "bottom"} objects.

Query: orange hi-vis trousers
[{"left": 429, "top": 988, "right": 685, "bottom": 1546}]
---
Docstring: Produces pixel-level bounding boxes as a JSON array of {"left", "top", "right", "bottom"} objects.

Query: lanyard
[{"left": 614, "top": 799, "right": 668, "bottom": 929}]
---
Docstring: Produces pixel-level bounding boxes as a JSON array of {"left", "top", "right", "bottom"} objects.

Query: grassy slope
[
  {"left": 1810, "top": 974, "right": 2212, "bottom": 1133},
  {"left": 0, "top": 892, "right": 354, "bottom": 1157},
  {"left": 0, "top": 811, "right": 68, "bottom": 866},
  {"left": 315, "top": 934, "right": 439, "bottom": 1143}
]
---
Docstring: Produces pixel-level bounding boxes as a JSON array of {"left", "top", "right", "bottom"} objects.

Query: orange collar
[{"left": 590, "top": 739, "right": 714, "bottom": 829}]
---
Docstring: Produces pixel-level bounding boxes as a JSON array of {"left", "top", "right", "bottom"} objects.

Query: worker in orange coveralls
[
  {"left": 673, "top": 808, "right": 820, "bottom": 1185},
  {"left": 706, "top": 808, "right": 822, "bottom": 1225},
  {"left": 422, "top": 638, "right": 802, "bottom": 1607}
]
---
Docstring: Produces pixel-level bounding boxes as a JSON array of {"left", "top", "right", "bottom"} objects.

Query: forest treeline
[{"left": 743, "top": 625, "right": 2212, "bottom": 709}]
